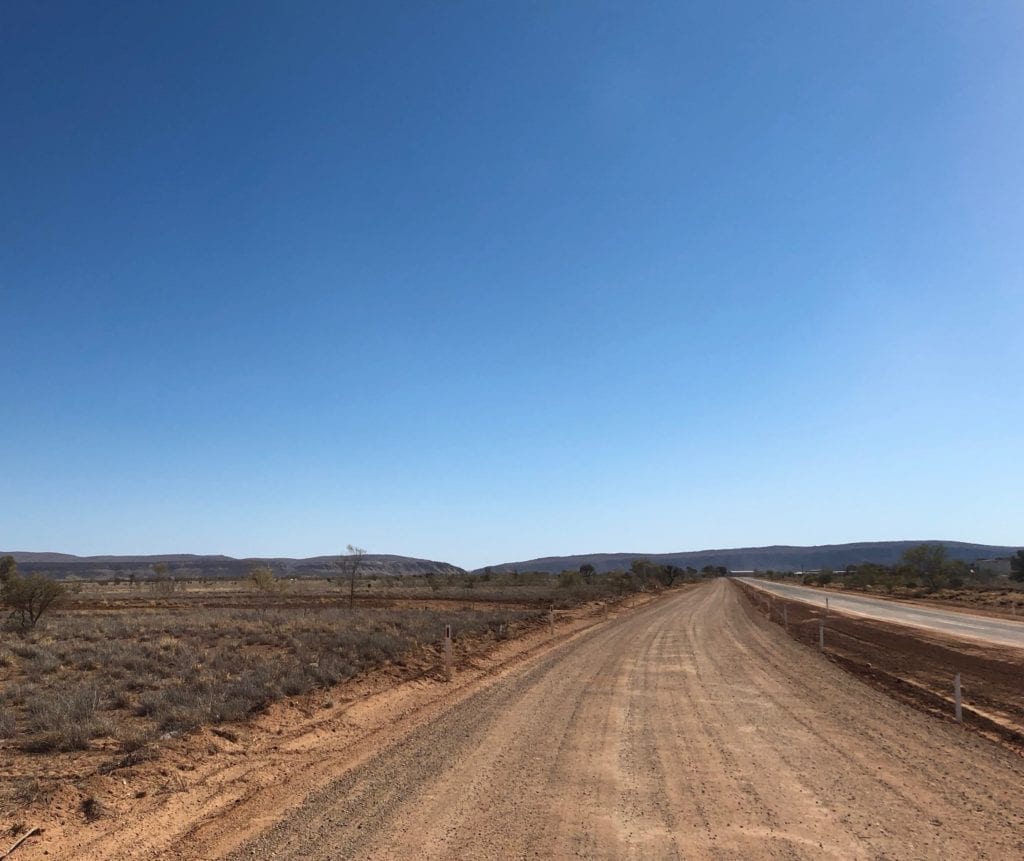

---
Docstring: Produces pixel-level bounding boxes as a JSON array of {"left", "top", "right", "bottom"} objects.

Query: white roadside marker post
[
  {"left": 549, "top": 604, "right": 555, "bottom": 635},
  {"left": 444, "top": 624, "right": 453, "bottom": 681},
  {"left": 819, "top": 619, "right": 824, "bottom": 651},
  {"left": 825, "top": 595, "right": 829, "bottom": 615},
  {"left": 954, "top": 673, "right": 963, "bottom": 723}
]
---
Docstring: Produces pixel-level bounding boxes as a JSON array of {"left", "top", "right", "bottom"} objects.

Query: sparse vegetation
[
  {"left": 0, "top": 555, "right": 17, "bottom": 582},
  {"left": 1011, "top": 550, "right": 1024, "bottom": 582},
  {"left": 336, "top": 544, "right": 367, "bottom": 609},
  {"left": 783, "top": 544, "right": 1024, "bottom": 607},
  {"left": 0, "top": 598, "right": 538, "bottom": 757},
  {"left": 0, "top": 558, "right": 693, "bottom": 814},
  {"left": 1, "top": 569, "right": 66, "bottom": 629},
  {"left": 248, "top": 564, "right": 281, "bottom": 593},
  {"left": 4, "top": 571, "right": 642, "bottom": 766}
]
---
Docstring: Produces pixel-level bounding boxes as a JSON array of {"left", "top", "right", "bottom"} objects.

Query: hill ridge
[
  {"left": 475, "top": 540, "right": 1019, "bottom": 575},
  {"left": 1, "top": 551, "right": 465, "bottom": 580}
]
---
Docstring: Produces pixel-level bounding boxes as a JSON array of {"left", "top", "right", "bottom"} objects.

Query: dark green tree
[
  {"left": 657, "top": 565, "right": 683, "bottom": 587},
  {"left": 1011, "top": 550, "right": 1024, "bottom": 582},
  {"left": 0, "top": 555, "right": 17, "bottom": 583},
  {"left": 901, "top": 543, "right": 949, "bottom": 591}
]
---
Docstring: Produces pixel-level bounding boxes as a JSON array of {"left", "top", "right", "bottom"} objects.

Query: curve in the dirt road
[{"left": 739, "top": 577, "right": 1024, "bottom": 649}]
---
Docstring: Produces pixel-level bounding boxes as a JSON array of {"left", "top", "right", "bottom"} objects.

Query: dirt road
[{"left": 208, "top": 580, "right": 1020, "bottom": 860}]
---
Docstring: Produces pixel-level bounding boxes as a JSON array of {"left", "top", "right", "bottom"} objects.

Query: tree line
[{"left": 787, "top": 544, "right": 1024, "bottom": 592}]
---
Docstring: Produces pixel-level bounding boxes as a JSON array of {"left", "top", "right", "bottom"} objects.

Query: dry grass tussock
[{"left": 0, "top": 602, "right": 533, "bottom": 759}]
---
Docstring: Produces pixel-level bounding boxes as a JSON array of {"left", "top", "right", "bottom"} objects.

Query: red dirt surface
[{"left": 10, "top": 582, "right": 1024, "bottom": 860}]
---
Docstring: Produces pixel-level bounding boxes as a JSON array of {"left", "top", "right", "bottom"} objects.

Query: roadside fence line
[{"left": 742, "top": 583, "right": 972, "bottom": 727}]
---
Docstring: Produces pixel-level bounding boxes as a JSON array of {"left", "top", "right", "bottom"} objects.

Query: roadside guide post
[
  {"left": 954, "top": 673, "right": 963, "bottom": 722},
  {"left": 549, "top": 603, "right": 555, "bottom": 634},
  {"left": 444, "top": 624, "right": 453, "bottom": 681},
  {"left": 818, "top": 619, "right": 824, "bottom": 651}
]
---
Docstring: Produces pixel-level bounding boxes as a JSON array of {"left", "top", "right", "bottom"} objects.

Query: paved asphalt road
[{"left": 738, "top": 577, "right": 1024, "bottom": 650}]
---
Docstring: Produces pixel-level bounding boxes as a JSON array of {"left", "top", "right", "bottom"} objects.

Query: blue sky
[{"left": 3, "top": 2, "right": 1022, "bottom": 568}]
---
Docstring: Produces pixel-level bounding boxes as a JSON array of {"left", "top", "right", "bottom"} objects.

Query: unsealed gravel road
[{"left": 228, "top": 580, "right": 1024, "bottom": 860}]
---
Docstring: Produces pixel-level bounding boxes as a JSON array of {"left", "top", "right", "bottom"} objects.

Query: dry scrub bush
[
  {"left": 0, "top": 708, "right": 15, "bottom": 738},
  {"left": 1, "top": 571, "right": 66, "bottom": 629},
  {"left": 22, "top": 685, "right": 110, "bottom": 751},
  {"left": 0, "top": 601, "right": 533, "bottom": 752},
  {"left": 0, "top": 777, "right": 56, "bottom": 817}
]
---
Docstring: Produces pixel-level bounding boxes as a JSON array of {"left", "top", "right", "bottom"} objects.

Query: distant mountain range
[
  {"left": 5, "top": 540, "right": 1019, "bottom": 581},
  {"left": 473, "top": 541, "right": 1020, "bottom": 575},
  {"left": 1, "top": 552, "right": 465, "bottom": 580}
]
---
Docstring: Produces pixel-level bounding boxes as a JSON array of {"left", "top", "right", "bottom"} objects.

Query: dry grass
[
  {"left": 0, "top": 569, "right": 664, "bottom": 813},
  {"left": 0, "top": 600, "right": 535, "bottom": 757},
  {"left": 0, "top": 570, "right": 677, "bottom": 823}
]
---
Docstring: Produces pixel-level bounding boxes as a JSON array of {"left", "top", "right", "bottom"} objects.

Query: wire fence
[{"left": 736, "top": 581, "right": 1024, "bottom": 750}]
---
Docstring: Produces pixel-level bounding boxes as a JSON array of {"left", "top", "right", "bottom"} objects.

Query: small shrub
[
  {"left": 0, "top": 777, "right": 54, "bottom": 812},
  {"left": 81, "top": 795, "right": 105, "bottom": 821},
  {"left": 117, "top": 730, "right": 153, "bottom": 754},
  {"left": 23, "top": 686, "right": 109, "bottom": 751},
  {"left": 25, "top": 648, "right": 60, "bottom": 676},
  {"left": 0, "top": 708, "right": 15, "bottom": 738}
]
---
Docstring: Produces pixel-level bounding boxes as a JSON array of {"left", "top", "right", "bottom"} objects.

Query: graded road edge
[{"left": 33, "top": 580, "right": 1024, "bottom": 860}]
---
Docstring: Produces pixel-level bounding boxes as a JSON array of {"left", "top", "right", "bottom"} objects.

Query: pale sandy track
[{"left": 208, "top": 579, "right": 1024, "bottom": 860}]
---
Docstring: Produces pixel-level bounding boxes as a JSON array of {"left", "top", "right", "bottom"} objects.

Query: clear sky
[{"left": 3, "top": 2, "right": 1022, "bottom": 569}]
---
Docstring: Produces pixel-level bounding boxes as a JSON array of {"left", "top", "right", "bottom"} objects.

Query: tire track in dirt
[
  {"left": 51, "top": 577, "right": 1024, "bottom": 859},
  {"left": 210, "top": 579, "right": 1024, "bottom": 860},
  {"left": 727, "top": 584, "right": 1024, "bottom": 844}
]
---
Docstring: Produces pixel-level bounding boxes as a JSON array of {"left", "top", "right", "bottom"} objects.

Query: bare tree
[{"left": 336, "top": 545, "right": 367, "bottom": 609}]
